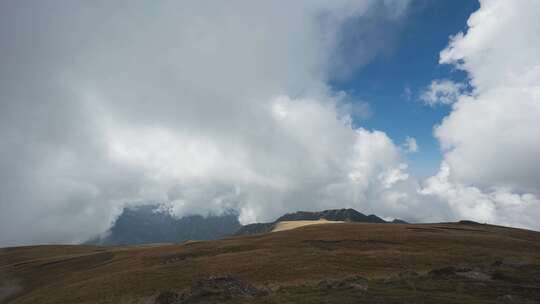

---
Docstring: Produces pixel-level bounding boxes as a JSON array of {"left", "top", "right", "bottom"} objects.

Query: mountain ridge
[
  {"left": 87, "top": 205, "right": 241, "bottom": 245},
  {"left": 87, "top": 206, "right": 409, "bottom": 244},
  {"left": 235, "top": 208, "right": 406, "bottom": 235}
]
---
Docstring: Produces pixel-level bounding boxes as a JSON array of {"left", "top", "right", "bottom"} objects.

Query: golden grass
[
  {"left": 1, "top": 222, "right": 539, "bottom": 303},
  {"left": 271, "top": 219, "right": 344, "bottom": 232}
]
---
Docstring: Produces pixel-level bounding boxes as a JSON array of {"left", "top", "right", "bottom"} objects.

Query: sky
[
  {"left": 1, "top": 0, "right": 539, "bottom": 246},
  {"left": 333, "top": 0, "right": 479, "bottom": 178}
]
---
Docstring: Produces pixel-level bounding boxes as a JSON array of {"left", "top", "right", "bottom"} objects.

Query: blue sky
[{"left": 332, "top": 0, "right": 479, "bottom": 178}]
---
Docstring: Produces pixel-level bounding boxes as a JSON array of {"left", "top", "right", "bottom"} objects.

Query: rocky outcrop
[{"left": 154, "top": 276, "right": 267, "bottom": 304}]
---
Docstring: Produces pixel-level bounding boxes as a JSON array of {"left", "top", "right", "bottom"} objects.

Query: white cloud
[
  {"left": 420, "top": 79, "right": 466, "bottom": 106},
  {"left": 379, "top": 163, "right": 409, "bottom": 189},
  {"left": 403, "top": 137, "right": 418, "bottom": 153},
  {"left": 421, "top": 163, "right": 540, "bottom": 230},
  {"left": 4, "top": 0, "right": 539, "bottom": 247},
  {"left": 424, "top": 0, "right": 540, "bottom": 230},
  {"left": 0, "top": 0, "right": 413, "bottom": 246}
]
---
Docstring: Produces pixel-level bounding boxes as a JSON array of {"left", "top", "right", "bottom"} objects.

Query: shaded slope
[{"left": 87, "top": 205, "right": 241, "bottom": 245}]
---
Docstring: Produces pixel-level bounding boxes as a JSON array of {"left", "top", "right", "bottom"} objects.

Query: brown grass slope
[{"left": 1, "top": 222, "right": 540, "bottom": 304}]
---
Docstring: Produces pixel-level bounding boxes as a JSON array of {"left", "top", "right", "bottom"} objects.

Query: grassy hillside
[{"left": 1, "top": 222, "right": 540, "bottom": 303}]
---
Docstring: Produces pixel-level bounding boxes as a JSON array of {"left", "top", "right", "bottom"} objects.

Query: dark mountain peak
[
  {"left": 86, "top": 204, "right": 241, "bottom": 245},
  {"left": 276, "top": 208, "right": 386, "bottom": 223}
]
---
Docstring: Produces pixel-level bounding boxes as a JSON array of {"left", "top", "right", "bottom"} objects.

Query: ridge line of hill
[{"left": 234, "top": 208, "right": 408, "bottom": 235}]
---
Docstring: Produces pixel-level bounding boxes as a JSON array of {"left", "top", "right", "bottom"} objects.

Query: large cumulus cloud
[
  {"left": 422, "top": 0, "right": 540, "bottom": 230},
  {"left": 0, "top": 0, "right": 413, "bottom": 246}
]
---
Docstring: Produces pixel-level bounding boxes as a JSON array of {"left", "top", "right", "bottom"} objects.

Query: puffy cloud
[
  {"left": 107, "top": 95, "right": 409, "bottom": 225},
  {"left": 403, "top": 137, "right": 418, "bottom": 153},
  {"left": 424, "top": 0, "right": 540, "bottom": 230},
  {"left": 379, "top": 163, "right": 409, "bottom": 189},
  {"left": 420, "top": 79, "right": 466, "bottom": 106},
  {"left": 0, "top": 0, "right": 413, "bottom": 246},
  {"left": 421, "top": 163, "right": 540, "bottom": 230}
]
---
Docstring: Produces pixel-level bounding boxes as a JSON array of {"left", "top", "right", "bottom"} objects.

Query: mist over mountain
[
  {"left": 2, "top": 0, "right": 540, "bottom": 247},
  {"left": 87, "top": 205, "right": 241, "bottom": 245},
  {"left": 87, "top": 206, "right": 406, "bottom": 244}
]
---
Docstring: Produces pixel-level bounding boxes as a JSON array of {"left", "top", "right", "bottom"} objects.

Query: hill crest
[{"left": 235, "top": 208, "right": 403, "bottom": 235}]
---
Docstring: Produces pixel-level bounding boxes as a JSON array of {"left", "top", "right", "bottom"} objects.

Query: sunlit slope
[
  {"left": 271, "top": 219, "right": 344, "bottom": 232},
  {"left": 1, "top": 222, "right": 539, "bottom": 304}
]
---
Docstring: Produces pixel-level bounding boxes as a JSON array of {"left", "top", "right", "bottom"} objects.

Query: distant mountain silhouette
[
  {"left": 235, "top": 208, "right": 406, "bottom": 235},
  {"left": 86, "top": 205, "right": 241, "bottom": 245},
  {"left": 86, "top": 206, "right": 409, "bottom": 244}
]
